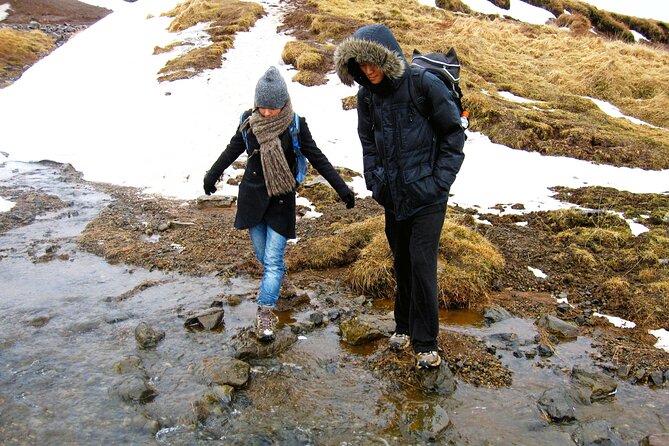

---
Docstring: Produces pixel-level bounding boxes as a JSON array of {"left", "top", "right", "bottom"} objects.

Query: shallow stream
[{"left": 0, "top": 162, "right": 667, "bottom": 445}]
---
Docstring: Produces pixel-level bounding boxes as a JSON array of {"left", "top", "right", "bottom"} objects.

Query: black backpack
[{"left": 409, "top": 48, "right": 466, "bottom": 121}]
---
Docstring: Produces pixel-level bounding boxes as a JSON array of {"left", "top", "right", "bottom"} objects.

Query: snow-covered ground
[{"left": 0, "top": 0, "right": 667, "bottom": 351}]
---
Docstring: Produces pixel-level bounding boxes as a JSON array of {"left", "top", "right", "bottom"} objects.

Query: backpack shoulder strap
[
  {"left": 408, "top": 67, "right": 430, "bottom": 119},
  {"left": 289, "top": 112, "right": 300, "bottom": 151},
  {"left": 239, "top": 110, "right": 252, "bottom": 153}
]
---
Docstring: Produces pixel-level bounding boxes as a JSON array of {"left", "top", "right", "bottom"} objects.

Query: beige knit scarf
[{"left": 241, "top": 100, "right": 296, "bottom": 197}]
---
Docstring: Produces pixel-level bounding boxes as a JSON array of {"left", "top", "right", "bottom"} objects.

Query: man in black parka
[{"left": 335, "top": 24, "right": 465, "bottom": 368}]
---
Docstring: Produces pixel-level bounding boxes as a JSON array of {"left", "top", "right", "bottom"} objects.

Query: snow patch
[
  {"left": 593, "top": 312, "right": 636, "bottom": 329},
  {"left": 296, "top": 196, "right": 322, "bottom": 219},
  {"left": 528, "top": 266, "right": 547, "bottom": 279},
  {"left": 0, "top": 3, "right": 10, "bottom": 21},
  {"left": 649, "top": 329, "right": 669, "bottom": 353},
  {"left": 630, "top": 30, "right": 649, "bottom": 42},
  {"left": 460, "top": 0, "right": 555, "bottom": 25},
  {"left": 585, "top": 97, "right": 659, "bottom": 128},
  {"left": 498, "top": 91, "right": 543, "bottom": 104},
  {"left": 0, "top": 196, "right": 15, "bottom": 212}
]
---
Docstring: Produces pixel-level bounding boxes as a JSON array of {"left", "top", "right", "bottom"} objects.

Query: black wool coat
[{"left": 204, "top": 112, "right": 350, "bottom": 239}]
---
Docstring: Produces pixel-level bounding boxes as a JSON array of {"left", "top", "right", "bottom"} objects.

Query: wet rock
[
  {"left": 225, "top": 295, "right": 242, "bottom": 306},
  {"left": 111, "top": 374, "right": 157, "bottom": 404},
  {"left": 134, "top": 321, "right": 165, "bottom": 349},
  {"left": 327, "top": 309, "right": 340, "bottom": 321},
  {"left": 557, "top": 302, "right": 571, "bottom": 314},
  {"left": 197, "top": 356, "right": 250, "bottom": 388},
  {"left": 664, "top": 370, "right": 669, "bottom": 382},
  {"left": 196, "top": 195, "right": 236, "bottom": 209},
  {"left": 634, "top": 368, "right": 647, "bottom": 383},
  {"left": 483, "top": 305, "right": 512, "bottom": 325},
  {"left": 536, "top": 314, "right": 578, "bottom": 340},
  {"left": 648, "top": 371, "right": 664, "bottom": 387},
  {"left": 232, "top": 327, "right": 297, "bottom": 360},
  {"left": 415, "top": 361, "right": 457, "bottom": 396},
  {"left": 113, "top": 355, "right": 144, "bottom": 374},
  {"left": 400, "top": 402, "right": 451, "bottom": 442},
  {"left": 309, "top": 311, "right": 324, "bottom": 326},
  {"left": 274, "top": 291, "right": 310, "bottom": 312},
  {"left": 290, "top": 320, "right": 315, "bottom": 334},
  {"left": 572, "top": 420, "right": 625, "bottom": 446},
  {"left": 184, "top": 308, "right": 224, "bottom": 331},
  {"left": 640, "top": 433, "right": 669, "bottom": 446},
  {"left": 339, "top": 314, "right": 392, "bottom": 345},
  {"left": 205, "top": 384, "right": 235, "bottom": 406},
  {"left": 537, "top": 387, "right": 577, "bottom": 423},
  {"left": 105, "top": 311, "right": 133, "bottom": 324},
  {"left": 571, "top": 366, "right": 617, "bottom": 404},
  {"left": 28, "top": 315, "right": 51, "bottom": 328},
  {"left": 536, "top": 343, "right": 554, "bottom": 357},
  {"left": 617, "top": 364, "right": 631, "bottom": 378}
]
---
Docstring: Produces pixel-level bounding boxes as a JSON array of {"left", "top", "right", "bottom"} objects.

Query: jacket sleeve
[
  {"left": 423, "top": 73, "right": 466, "bottom": 190},
  {"left": 298, "top": 117, "right": 350, "bottom": 199},
  {"left": 204, "top": 122, "right": 248, "bottom": 185},
  {"left": 356, "top": 87, "right": 379, "bottom": 191}
]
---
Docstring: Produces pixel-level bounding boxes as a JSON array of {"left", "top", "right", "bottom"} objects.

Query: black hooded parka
[{"left": 335, "top": 24, "right": 465, "bottom": 220}]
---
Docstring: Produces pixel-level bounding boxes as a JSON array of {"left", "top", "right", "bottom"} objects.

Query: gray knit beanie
[{"left": 254, "top": 66, "right": 289, "bottom": 109}]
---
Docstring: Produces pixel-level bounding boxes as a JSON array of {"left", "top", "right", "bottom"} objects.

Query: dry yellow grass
[
  {"left": 0, "top": 28, "right": 55, "bottom": 68},
  {"left": 287, "top": 0, "right": 669, "bottom": 169},
  {"left": 347, "top": 232, "right": 395, "bottom": 298},
  {"left": 286, "top": 216, "right": 385, "bottom": 270},
  {"left": 345, "top": 218, "right": 504, "bottom": 308},
  {"left": 157, "top": 0, "right": 265, "bottom": 82}
]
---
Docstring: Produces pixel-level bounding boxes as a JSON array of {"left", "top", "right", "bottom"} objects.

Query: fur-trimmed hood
[{"left": 334, "top": 24, "right": 406, "bottom": 87}]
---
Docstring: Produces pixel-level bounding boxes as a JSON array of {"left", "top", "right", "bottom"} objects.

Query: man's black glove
[
  {"left": 203, "top": 174, "right": 217, "bottom": 195},
  {"left": 342, "top": 190, "right": 355, "bottom": 209}
]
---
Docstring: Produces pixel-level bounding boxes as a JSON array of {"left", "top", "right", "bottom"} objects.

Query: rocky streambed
[{"left": 0, "top": 160, "right": 668, "bottom": 445}]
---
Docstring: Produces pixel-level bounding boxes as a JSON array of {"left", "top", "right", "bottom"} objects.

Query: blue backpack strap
[
  {"left": 290, "top": 113, "right": 308, "bottom": 185},
  {"left": 239, "top": 110, "right": 251, "bottom": 153}
]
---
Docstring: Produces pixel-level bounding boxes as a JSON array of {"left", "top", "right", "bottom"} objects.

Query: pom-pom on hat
[{"left": 254, "top": 66, "right": 289, "bottom": 109}]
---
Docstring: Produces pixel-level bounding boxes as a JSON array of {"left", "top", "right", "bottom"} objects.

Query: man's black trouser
[{"left": 385, "top": 202, "right": 446, "bottom": 353}]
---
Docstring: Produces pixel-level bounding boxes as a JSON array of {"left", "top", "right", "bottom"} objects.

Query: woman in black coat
[{"left": 204, "top": 66, "right": 354, "bottom": 341}]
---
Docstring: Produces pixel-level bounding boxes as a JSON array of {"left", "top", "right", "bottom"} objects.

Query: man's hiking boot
[
  {"left": 416, "top": 351, "right": 442, "bottom": 369},
  {"left": 389, "top": 333, "right": 410, "bottom": 351},
  {"left": 255, "top": 306, "right": 278, "bottom": 342}
]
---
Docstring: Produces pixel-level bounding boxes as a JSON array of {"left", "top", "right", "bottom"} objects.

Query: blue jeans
[{"left": 249, "top": 222, "right": 288, "bottom": 308}]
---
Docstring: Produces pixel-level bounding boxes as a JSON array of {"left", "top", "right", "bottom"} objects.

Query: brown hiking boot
[{"left": 255, "top": 306, "right": 278, "bottom": 342}]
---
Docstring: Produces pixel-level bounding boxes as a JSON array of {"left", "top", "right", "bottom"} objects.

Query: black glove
[
  {"left": 342, "top": 190, "right": 355, "bottom": 209},
  {"left": 203, "top": 174, "right": 217, "bottom": 195}
]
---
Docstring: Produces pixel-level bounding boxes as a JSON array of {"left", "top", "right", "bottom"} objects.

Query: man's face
[{"left": 359, "top": 62, "right": 384, "bottom": 85}]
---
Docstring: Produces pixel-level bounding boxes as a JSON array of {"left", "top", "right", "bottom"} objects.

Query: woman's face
[
  {"left": 359, "top": 62, "right": 384, "bottom": 85},
  {"left": 258, "top": 107, "right": 281, "bottom": 118}
]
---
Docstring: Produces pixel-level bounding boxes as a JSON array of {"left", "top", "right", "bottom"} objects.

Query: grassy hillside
[
  {"left": 155, "top": 0, "right": 265, "bottom": 82},
  {"left": 281, "top": 0, "right": 669, "bottom": 170},
  {"left": 0, "top": 28, "right": 55, "bottom": 88}
]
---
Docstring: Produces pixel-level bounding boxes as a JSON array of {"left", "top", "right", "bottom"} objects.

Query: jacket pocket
[{"left": 403, "top": 162, "right": 442, "bottom": 206}]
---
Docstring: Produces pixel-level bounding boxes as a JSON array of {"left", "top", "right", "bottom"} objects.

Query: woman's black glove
[
  {"left": 341, "top": 190, "right": 355, "bottom": 209},
  {"left": 203, "top": 173, "right": 217, "bottom": 195}
]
